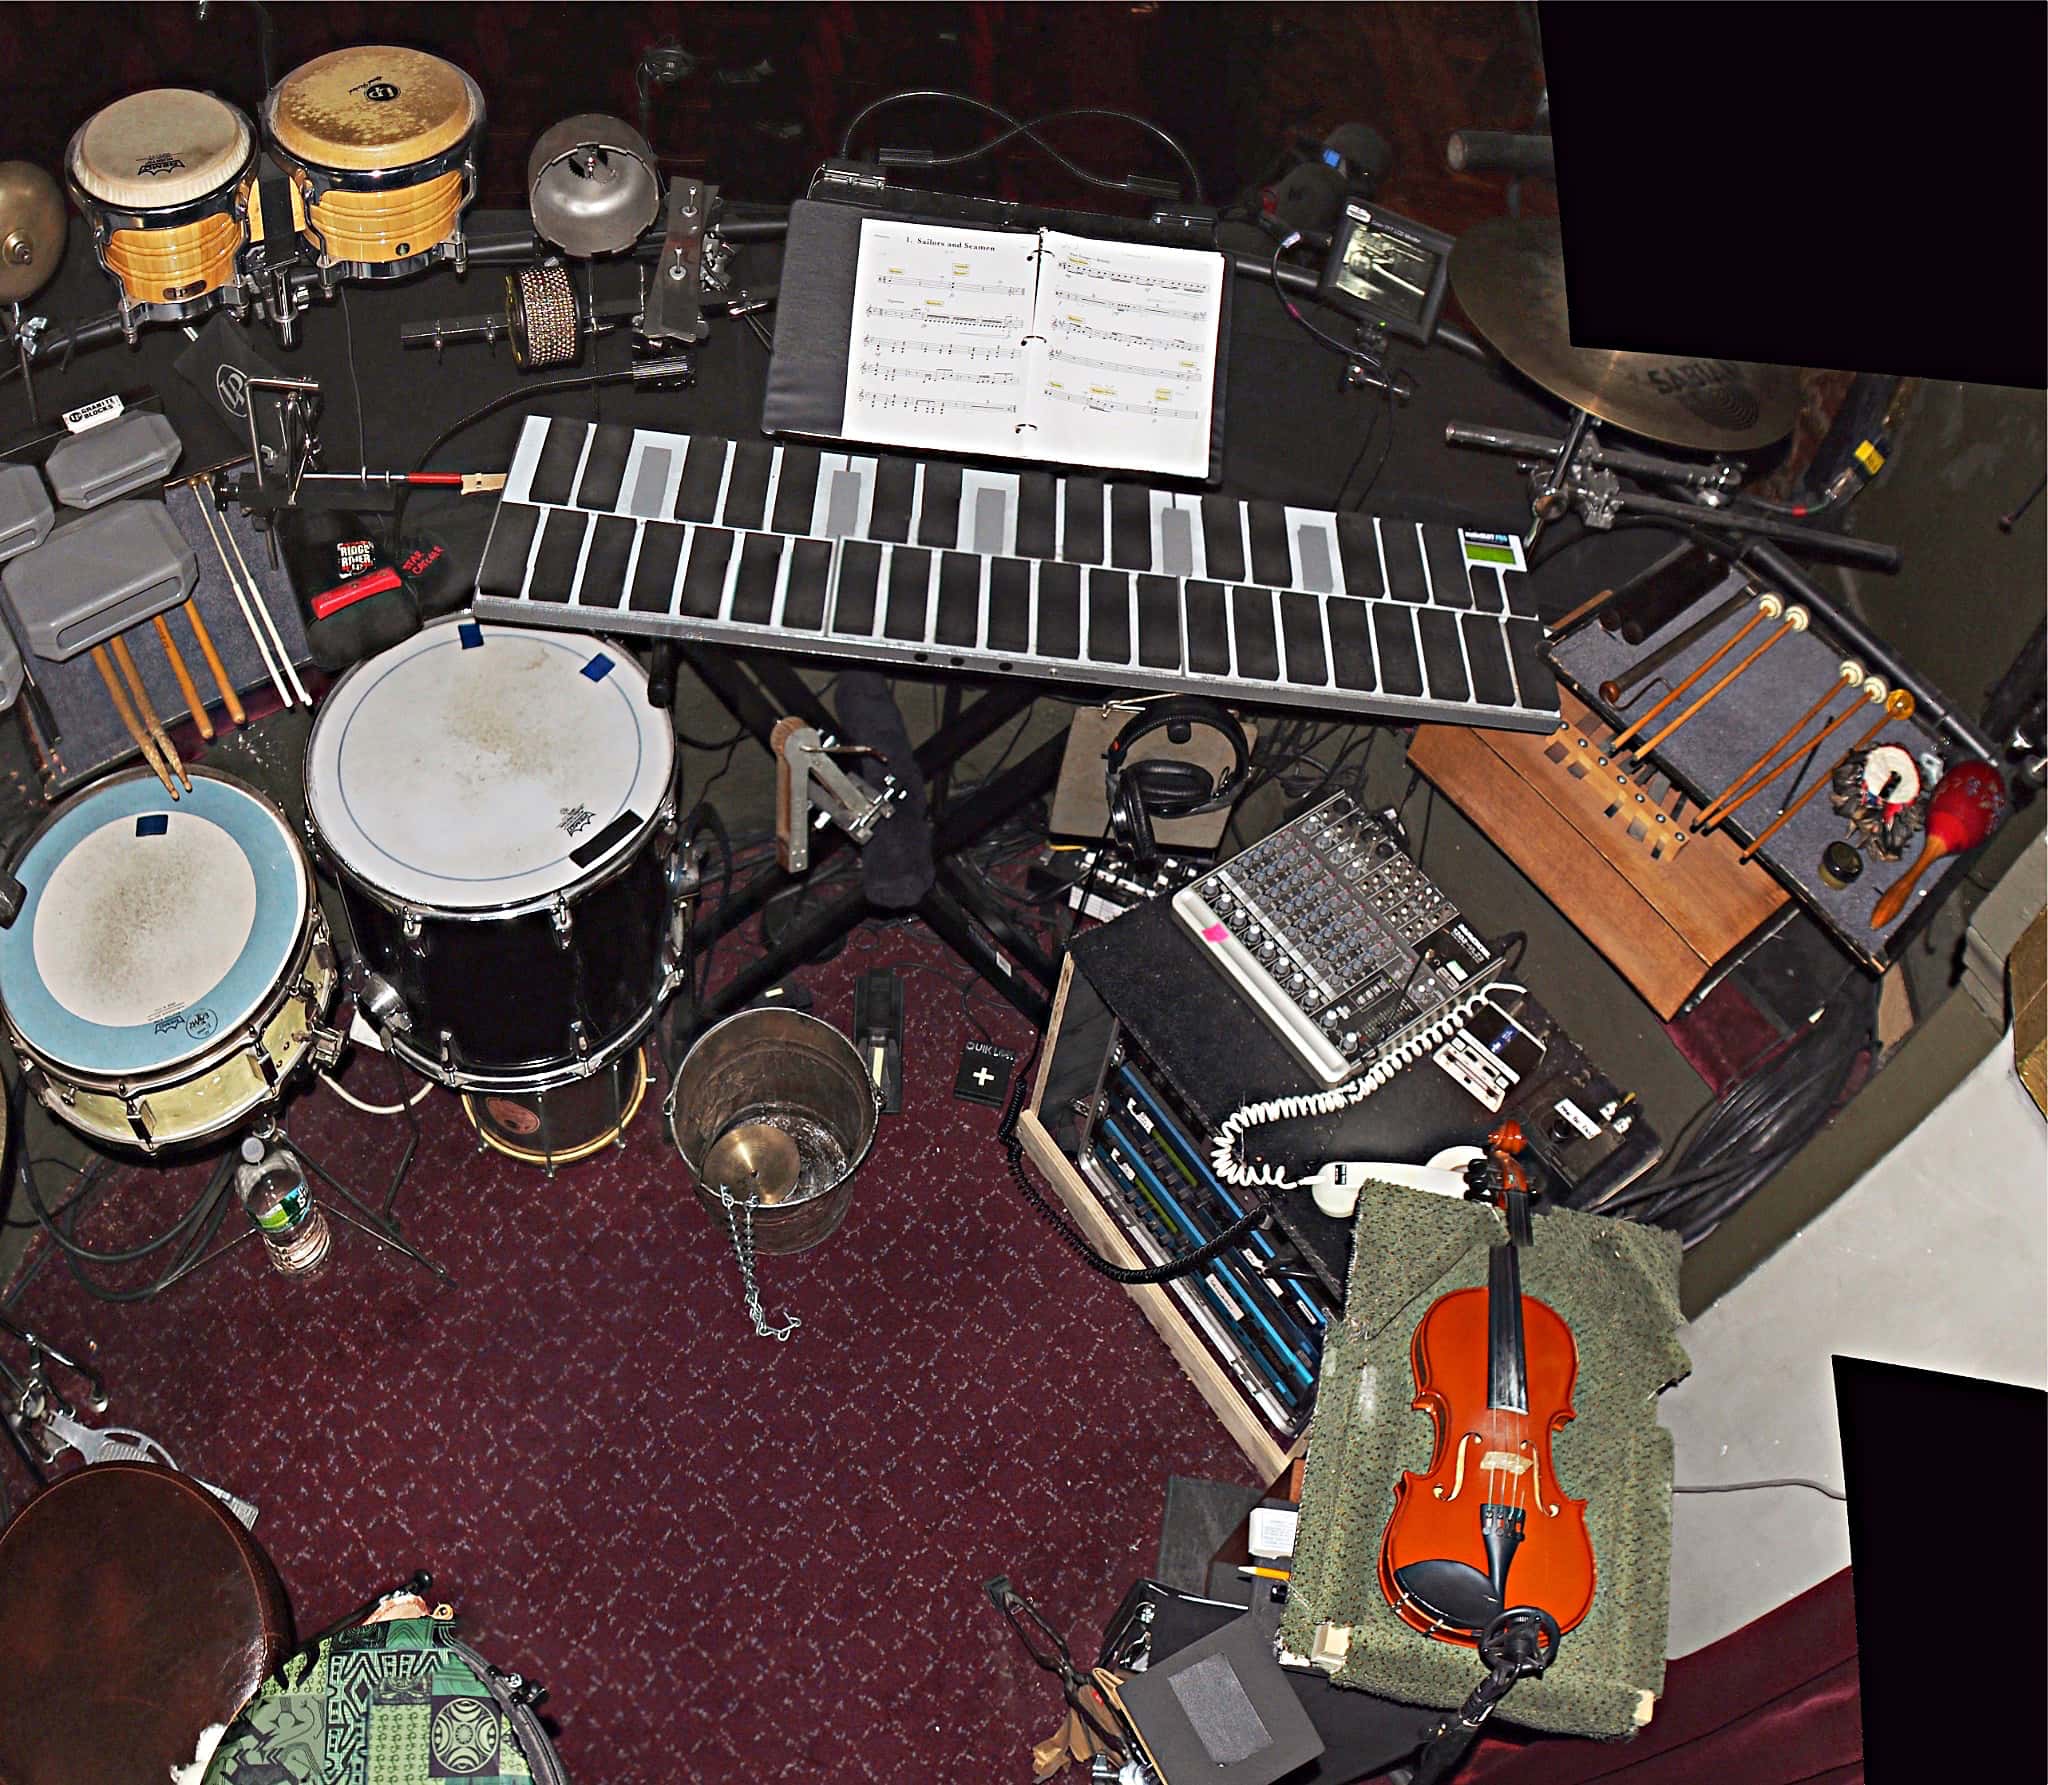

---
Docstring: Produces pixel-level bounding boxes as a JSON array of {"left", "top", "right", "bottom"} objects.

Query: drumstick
[
  {"left": 1628, "top": 605, "right": 1808, "bottom": 761},
  {"left": 1696, "top": 660, "right": 1861, "bottom": 829},
  {"left": 179, "top": 598, "right": 245, "bottom": 727},
  {"left": 151, "top": 614, "right": 213, "bottom": 740},
  {"left": 1547, "top": 584, "right": 1619, "bottom": 635},
  {"left": 1610, "top": 594, "right": 1782, "bottom": 750},
  {"left": 214, "top": 491, "right": 310, "bottom": 706},
  {"left": 1740, "top": 689, "right": 1915, "bottom": 862},
  {"left": 90, "top": 644, "right": 177, "bottom": 799},
  {"left": 110, "top": 633, "right": 190, "bottom": 790},
  {"left": 192, "top": 483, "right": 292, "bottom": 709}
]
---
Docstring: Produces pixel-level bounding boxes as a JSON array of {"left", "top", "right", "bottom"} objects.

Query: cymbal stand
[{"left": 1445, "top": 418, "right": 1904, "bottom": 572}]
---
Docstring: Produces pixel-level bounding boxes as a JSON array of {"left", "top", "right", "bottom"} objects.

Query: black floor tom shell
[{"left": 304, "top": 617, "right": 679, "bottom": 1093}]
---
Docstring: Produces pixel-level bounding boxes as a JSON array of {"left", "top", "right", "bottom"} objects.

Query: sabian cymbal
[
  {"left": 703, "top": 1120, "right": 801, "bottom": 1206},
  {"left": 0, "top": 162, "right": 66, "bottom": 305},
  {"left": 1451, "top": 215, "right": 1801, "bottom": 452}
]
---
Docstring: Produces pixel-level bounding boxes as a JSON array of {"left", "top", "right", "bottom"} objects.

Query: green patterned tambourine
[{"left": 202, "top": 1616, "right": 566, "bottom": 1785}]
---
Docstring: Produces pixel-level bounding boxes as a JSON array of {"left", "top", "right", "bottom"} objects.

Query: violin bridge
[{"left": 1478, "top": 1450, "right": 1531, "bottom": 1477}]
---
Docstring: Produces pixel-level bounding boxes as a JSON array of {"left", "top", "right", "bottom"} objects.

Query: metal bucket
[{"left": 671, "top": 1008, "right": 881, "bottom": 1254}]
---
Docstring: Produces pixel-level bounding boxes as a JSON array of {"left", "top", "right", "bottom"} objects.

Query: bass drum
[
  {"left": 304, "top": 617, "right": 680, "bottom": 1097},
  {"left": 0, "top": 767, "right": 337, "bottom": 1153}
]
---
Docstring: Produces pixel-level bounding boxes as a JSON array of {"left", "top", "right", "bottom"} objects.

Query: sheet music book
[{"left": 840, "top": 219, "right": 1227, "bottom": 480}]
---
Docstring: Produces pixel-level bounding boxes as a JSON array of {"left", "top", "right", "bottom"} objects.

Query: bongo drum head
[
  {"left": 305, "top": 620, "right": 672, "bottom": 912},
  {"left": 0, "top": 1461, "right": 291, "bottom": 1785},
  {"left": 267, "top": 46, "right": 479, "bottom": 172},
  {"left": 0, "top": 769, "right": 308, "bottom": 1078},
  {"left": 70, "top": 88, "right": 251, "bottom": 209}
]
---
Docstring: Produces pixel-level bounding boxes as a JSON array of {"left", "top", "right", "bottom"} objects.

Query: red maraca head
[{"left": 1926, "top": 760, "right": 2008, "bottom": 850}]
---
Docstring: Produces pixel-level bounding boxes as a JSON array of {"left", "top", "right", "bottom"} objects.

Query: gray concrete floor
[{"left": 1660, "top": 1030, "right": 2047, "bottom": 1656}]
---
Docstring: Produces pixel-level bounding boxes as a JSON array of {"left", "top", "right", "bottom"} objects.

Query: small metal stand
[
  {"left": 1, "top": 1308, "right": 109, "bottom": 1496},
  {"left": 668, "top": 645, "right": 1062, "bottom": 1048},
  {"left": 150, "top": 1063, "right": 452, "bottom": 1293}
]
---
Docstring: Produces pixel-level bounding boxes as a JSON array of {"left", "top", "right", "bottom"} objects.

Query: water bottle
[{"left": 235, "top": 1137, "right": 332, "bottom": 1275}]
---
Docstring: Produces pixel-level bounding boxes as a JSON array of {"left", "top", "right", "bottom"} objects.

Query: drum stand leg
[{"left": 281, "top": 1083, "right": 454, "bottom": 1285}]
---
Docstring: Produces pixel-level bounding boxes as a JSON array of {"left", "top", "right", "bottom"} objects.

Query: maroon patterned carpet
[{"left": 4, "top": 922, "right": 1254, "bottom": 1780}]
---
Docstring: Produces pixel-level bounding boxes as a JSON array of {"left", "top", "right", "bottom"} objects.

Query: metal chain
[
  {"left": 717, "top": 1185, "right": 801, "bottom": 1342},
  {"left": 664, "top": 1067, "right": 801, "bottom": 1343}
]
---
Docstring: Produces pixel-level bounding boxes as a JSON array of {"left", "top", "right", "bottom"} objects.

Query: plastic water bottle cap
[{"left": 241, "top": 1136, "right": 264, "bottom": 1164}]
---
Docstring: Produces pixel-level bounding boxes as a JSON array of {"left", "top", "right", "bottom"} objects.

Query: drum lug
[
  {"left": 570, "top": 1020, "right": 589, "bottom": 1060},
  {"left": 549, "top": 896, "right": 573, "bottom": 948},
  {"left": 401, "top": 908, "right": 428, "bottom": 954},
  {"left": 307, "top": 1022, "right": 346, "bottom": 1071}
]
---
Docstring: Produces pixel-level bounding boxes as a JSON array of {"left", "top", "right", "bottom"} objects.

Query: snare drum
[
  {"left": 305, "top": 618, "right": 679, "bottom": 1098},
  {"left": 0, "top": 768, "right": 339, "bottom": 1153},
  {"left": 263, "top": 45, "right": 483, "bottom": 283},
  {"left": 65, "top": 88, "right": 263, "bottom": 339}
]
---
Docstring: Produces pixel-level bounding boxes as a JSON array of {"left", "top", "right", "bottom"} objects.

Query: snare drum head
[
  {"left": 306, "top": 619, "right": 673, "bottom": 912},
  {"left": 0, "top": 770, "right": 308, "bottom": 1078},
  {"left": 69, "top": 88, "right": 251, "bottom": 209},
  {"left": 267, "top": 45, "right": 480, "bottom": 172}
]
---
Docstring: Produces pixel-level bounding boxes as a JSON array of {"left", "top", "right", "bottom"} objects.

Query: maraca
[{"left": 1869, "top": 760, "right": 2007, "bottom": 928}]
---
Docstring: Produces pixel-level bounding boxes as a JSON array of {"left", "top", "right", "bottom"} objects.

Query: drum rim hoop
[
  {"left": 5, "top": 906, "right": 329, "bottom": 1091},
  {"left": 388, "top": 1004, "right": 661, "bottom": 1093},
  {"left": 66, "top": 89, "right": 254, "bottom": 208},
  {"left": 263, "top": 57, "right": 484, "bottom": 172},
  {"left": 0, "top": 767, "right": 318, "bottom": 1077},
  {"left": 302, "top": 616, "right": 676, "bottom": 912}
]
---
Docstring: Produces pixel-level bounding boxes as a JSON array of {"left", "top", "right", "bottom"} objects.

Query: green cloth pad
[
  {"left": 1277, "top": 1185, "right": 1689, "bottom": 1739},
  {"left": 204, "top": 1616, "right": 537, "bottom": 1784}
]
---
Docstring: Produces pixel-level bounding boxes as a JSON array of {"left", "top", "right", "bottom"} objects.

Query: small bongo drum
[
  {"left": 65, "top": 88, "right": 263, "bottom": 340},
  {"left": 263, "top": 45, "right": 484, "bottom": 284}
]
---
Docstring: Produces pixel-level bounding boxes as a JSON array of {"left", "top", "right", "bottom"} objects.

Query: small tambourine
[{"left": 1830, "top": 743, "right": 1934, "bottom": 860}]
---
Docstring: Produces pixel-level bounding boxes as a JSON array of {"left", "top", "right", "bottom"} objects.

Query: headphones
[{"left": 1103, "top": 697, "right": 1250, "bottom": 869}]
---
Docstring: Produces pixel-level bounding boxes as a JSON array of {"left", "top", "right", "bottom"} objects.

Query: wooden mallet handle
[
  {"left": 180, "top": 598, "right": 245, "bottom": 726},
  {"left": 1868, "top": 836, "right": 1947, "bottom": 930}
]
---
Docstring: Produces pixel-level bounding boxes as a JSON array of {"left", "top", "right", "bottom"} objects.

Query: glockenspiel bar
[{"left": 478, "top": 417, "right": 1560, "bottom": 730}]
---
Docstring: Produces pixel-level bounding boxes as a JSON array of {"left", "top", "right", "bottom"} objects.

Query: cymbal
[
  {"left": 0, "top": 161, "right": 66, "bottom": 305},
  {"left": 1451, "top": 215, "right": 1800, "bottom": 452},
  {"left": 703, "top": 1121, "right": 801, "bottom": 1206}
]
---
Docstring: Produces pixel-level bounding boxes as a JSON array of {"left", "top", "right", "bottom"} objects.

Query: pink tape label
[{"left": 1201, "top": 924, "right": 1228, "bottom": 943}]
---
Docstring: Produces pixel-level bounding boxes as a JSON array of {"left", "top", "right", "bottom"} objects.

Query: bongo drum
[
  {"left": 0, "top": 767, "right": 339, "bottom": 1153},
  {"left": 263, "top": 45, "right": 483, "bottom": 283},
  {"left": 65, "top": 88, "right": 262, "bottom": 340},
  {"left": 303, "top": 619, "right": 680, "bottom": 1126}
]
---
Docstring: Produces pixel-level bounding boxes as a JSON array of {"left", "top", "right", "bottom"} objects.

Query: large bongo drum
[
  {"left": 65, "top": 88, "right": 263, "bottom": 340},
  {"left": 0, "top": 1461, "right": 293, "bottom": 1785},
  {"left": 263, "top": 45, "right": 484, "bottom": 284}
]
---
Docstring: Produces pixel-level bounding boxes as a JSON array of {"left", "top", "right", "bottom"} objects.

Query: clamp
[{"left": 771, "top": 718, "right": 902, "bottom": 873}]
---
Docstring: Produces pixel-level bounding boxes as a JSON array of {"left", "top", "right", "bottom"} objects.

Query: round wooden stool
[{"left": 0, "top": 1461, "right": 291, "bottom": 1785}]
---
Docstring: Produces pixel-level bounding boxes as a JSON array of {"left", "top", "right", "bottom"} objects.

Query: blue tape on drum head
[
  {"left": 135, "top": 814, "right": 169, "bottom": 837},
  {"left": 581, "top": 653, "right": 615, "bottom": 682},
  {"left": 458, "top": 621, "right": 483, "bottom": 648}
]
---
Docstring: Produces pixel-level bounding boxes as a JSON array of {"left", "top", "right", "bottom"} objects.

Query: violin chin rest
[{"left": 1391, "top": 1558, "right": 1500, "bottom": 1635}]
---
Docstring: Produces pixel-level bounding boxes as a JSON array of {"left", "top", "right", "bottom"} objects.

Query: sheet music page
[
  {"left": 1029, "top": 229, "right": 1225, "bottom": 480},
  {"left": 842, "top": 220, "right": 1036, "bottom": 458}
]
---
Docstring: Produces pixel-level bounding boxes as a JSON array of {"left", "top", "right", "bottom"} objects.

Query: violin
[{"left": 1379, "top": 1121, "right": 1596, "bottom": 1646}]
